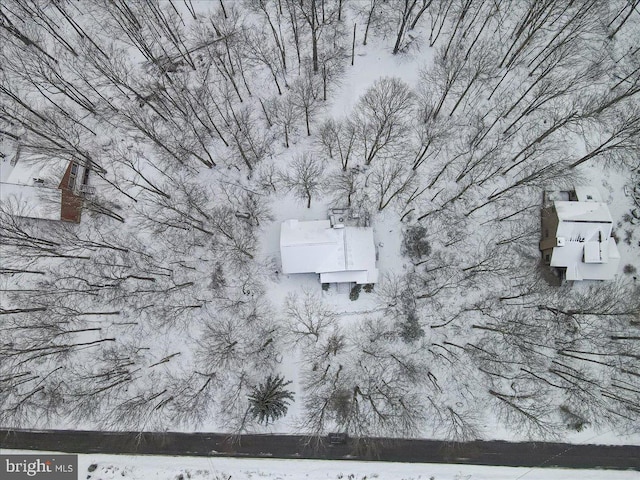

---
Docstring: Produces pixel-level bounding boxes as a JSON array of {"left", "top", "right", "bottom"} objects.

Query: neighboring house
[
  {"left": 540, "top": 187, "right": 620, "bottom": 281},
  {"left": 280, "top": 213, "right": 379, "bottom": 285},
  {"left": 0, "top": 152, "right": 92, "bottom": 223}
]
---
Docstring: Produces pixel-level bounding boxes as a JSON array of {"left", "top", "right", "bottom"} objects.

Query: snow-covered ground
[{"left": 3, "top": 450, "right": 637, "bottom": 480}]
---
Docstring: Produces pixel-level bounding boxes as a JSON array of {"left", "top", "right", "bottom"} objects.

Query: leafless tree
[
  {"left": 244, "top": 30, "right": 287, "bottom": 95},
  {"left": 318, "top": 118, "right": 357, "bottom": 170},
  {"left": 352, "top": 77, "right": 414, "bottom": 165},
  {"left": 250, "top": 0, "right": 288, "bottom": 73},
  {"left": 284, "top": 291, "right": 337, "bottom": 344},
  {"left": 268, "top": 95, "right": 301, "bottom": 148},
  {"left": 300, "top": 316, "right": 428, "bottom": 438},
  {"left": 367, "top": 159, "right": 416, "bottom": 211},
  {"left": 419, "top": 42, "right": 468, "bottom": 120},
  {"left": 570, "top": 103, "right": 640, "bottom": 169},
  {"left": 607, "top": 0, "right": 640, "bottom": 40},
  {"left": 279, "top": 153, "right": 326, "bottom": 208},
  {"left": 289, "top": 67, "right": 323, "bottom": 136},
  {"left": 328, "top": 169, "right": 361, "bottom": 207},
  {"left": 286, "top": 0, "right": 343, "bottom": 73},
  {"left": 390, "top": 0, "right": 433, "bottom": 54},
  {"left": 219, "top": 97, "right": 273, "bottom": 172}
]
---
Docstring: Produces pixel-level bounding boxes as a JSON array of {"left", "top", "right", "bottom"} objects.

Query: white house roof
[
  {"left": 280, "top": 219, "right": 345, "bottom": 273},
  {"left": 320, "top": 270, "right": 371, "bottom": 284},
  {"left": 0, "top": 183, "right": 62, "bottom": 221},
  {"left": 0, "top": 157, "right": 68, "bottom": 221},
  {"left": 555, "top": 201, "right": 612, "bottom": 224},
  {"left": 550, "top": 200, "right": 620, "bottom": 281},
  {"left": 1, "top": 157, "right": 68, "bottom": 186},
  {"left": 280, "top": 219, "right": 378, "bottom": 284},
  {"left": 343, "top": 227, "right": 378, "bottom": 280},
  {"left": 551, "top": 237, "right": 620, "bottom": 281}
]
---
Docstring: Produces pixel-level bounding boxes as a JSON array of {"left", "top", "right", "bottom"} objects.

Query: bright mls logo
[{"left": 1, "top": 455, "right": 77, "bottom": 479}]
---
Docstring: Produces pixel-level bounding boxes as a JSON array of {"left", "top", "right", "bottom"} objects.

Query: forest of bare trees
[{"left": 1, "top": 0, "right": 639, "bottom": 441}]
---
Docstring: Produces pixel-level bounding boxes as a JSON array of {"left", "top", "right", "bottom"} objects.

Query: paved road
[{"left": 1, "top": 429, "right": 639, "bottom": 471}]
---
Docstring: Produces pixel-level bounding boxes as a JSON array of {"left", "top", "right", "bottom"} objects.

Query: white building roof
[
  {"left": 320, "top": 270, "right": 370, "bottom": 284},
  {"left": 280, "top": 219, "right": 345, "bottom": 274},
  {"left": 0, "top": 157, "right": 67, "bottom": 221},
  {"left": 551, "top": 237, "right": 620, "bottom": 281},
  {"left": 280, "top": 219, "right": 378, "bottom": 284},
  {"left": 1, "top": 157, "right": 68, "bottom": 186},
  {"left": 0, "top": 183, "right": 62, "bottom": 221},
  {"left": 549, "top": 200, "right": 620, "bottom": 281},
  {"left": 555, "top": 200, "right": 612, "bottom": 224}
]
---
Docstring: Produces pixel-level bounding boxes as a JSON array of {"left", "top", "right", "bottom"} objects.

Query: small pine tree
[
  {"left": 247, "top": 374, "right": 295, "bottom": 425},
  {"left": 349, "top": 284, "right": 362, "bottom": 301},
  {"left": 402, "top": 225, "right": 431, "bottom": 262},
  {"left": 399, "top": 310, "right": 424, "bottom": 343}
]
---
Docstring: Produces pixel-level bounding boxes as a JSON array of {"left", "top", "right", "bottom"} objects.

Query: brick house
[{"left": 0, "top": 153, "right": 93, "bottom": 223}]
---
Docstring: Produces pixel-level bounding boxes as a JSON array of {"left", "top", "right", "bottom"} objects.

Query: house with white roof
[
  {"left": 540, "top": 187, "right": 620, "bottom": 281},
  {"left": 0, "top": 148, "right": 92, "bottom": 223},
  {"left": 280, "top": 216, "right": 379, "bottom": 285}
]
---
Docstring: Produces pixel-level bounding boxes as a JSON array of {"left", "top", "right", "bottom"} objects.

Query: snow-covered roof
[
  {"left": 549, "top": 200, "right": 620, "bottom": 281},
  {"left": 583, "top": 241, "right": 603, "bottom": 263},
  {"left": 0, "top": 183, "right": 62, "bottom": 221},
  {"left": 280, "top": 219, "right": 378, "bottom": 284},
  {"left": 280, "top": 220, "right": 345, "bottom": 273},
  {"left": 320, "top": 270, "right": 370, "bottom": 284},
  {"left": 0, "top": 157, "right": 68, "bottom": 221},
  {"left": 551, "top": 237, "right": 620, "bottom": 281},
  {"left": 1, "top": 157, "right": 68, "bottom": 186},
  {"left": 555, "top": 200, "right": 612, "bottom": 224}
]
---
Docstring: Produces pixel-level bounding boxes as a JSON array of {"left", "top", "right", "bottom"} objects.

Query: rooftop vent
[{"left": 556, "top": 237, "right": 566, "bottom": 247}]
